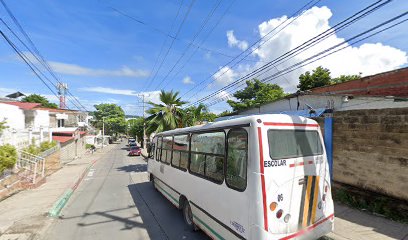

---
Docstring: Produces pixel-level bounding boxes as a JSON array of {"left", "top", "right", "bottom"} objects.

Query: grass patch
[{"left": 333, "top": 188, "right": 408, "bottom": 223}]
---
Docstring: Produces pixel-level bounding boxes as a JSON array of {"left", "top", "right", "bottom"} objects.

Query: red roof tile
[
  {"left": 2, "top": 102, "right": 41, "bottom": 110},
  {"left": 52, "top": 135, "right": 74, "bottom": 143}
]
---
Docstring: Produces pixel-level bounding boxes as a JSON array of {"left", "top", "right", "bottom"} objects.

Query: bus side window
[
  {"left": 226, "top": 128, "right": 248, "bottom": 191},
  {"left": 156, "top": 137, "right": 162, "bottom": 162},
  {"left": 172, "top": 134, "right": 189, "bottom": 170},
  {"left": 190, "top": 131, "right": 225, "bottom": 183},
  {"left": 162, "top": 136, "right": 173, "bottom": 164}
]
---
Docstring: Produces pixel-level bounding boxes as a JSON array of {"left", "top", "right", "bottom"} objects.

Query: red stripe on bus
[
  {"left": 257, "top": 127, "right": 268, "bottom": 232},
  {"left": 308, "top": 160, "right": 314, "bottom": 164},
  {"left": 279, "top": 213, "right": 334, "bottom": 240},
  {"left": 263, "top": 122, "right": 319, "bottom": 127},
  {"left": 289, "top": 163, "right": 295, "bottom": 168}
]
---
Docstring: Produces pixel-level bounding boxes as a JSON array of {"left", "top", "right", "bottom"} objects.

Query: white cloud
[
  {"left": 48, "top": 62, "right": 149, "bottom": 78},
  {"left": 227, "top": 30, "right": 248, "bottom": 51},
  {"left": 182, "top": 76, "right": 194, "bottom": 85},
  {"left": 215, "top": 90, "right": 232, "bottom": 101},
  {"left": 79, "top": 87, "right": 139, "bottom": 96},
  {"left": 250, "top": 6, "right": 407, "bottom": 92},
  {"left": 213, "top": 66, "right": 238, "bottom": 86},
  {"left": 19, "top": 52, "right": 149, "bottom": 78},
  {"left": 0, "top": 87, "right": 18, "bottom": 97}
]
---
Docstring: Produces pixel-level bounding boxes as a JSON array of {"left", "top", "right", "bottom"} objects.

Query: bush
[
  {"left": 39, "top": 141, "right": 57, "bottom": 152},
  {"left": 0, "top": 144, "right": 17, "bottom": 174},
  {"left": 85, "top": 144, "right": 94, "bottom": 149},
  {"left": 23, "top": 141, "right": 58, "bottom": 155}
]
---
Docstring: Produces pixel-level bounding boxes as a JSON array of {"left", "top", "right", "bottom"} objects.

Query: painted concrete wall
[
  {"left": 0, "top": 103, "right": 25, "bottom": 130},
  {"left": 239, "top": 95, "right": 408, "bottom": 115},
  {"left": 33, "top": 109, "right": 50, "bottom": 129}
]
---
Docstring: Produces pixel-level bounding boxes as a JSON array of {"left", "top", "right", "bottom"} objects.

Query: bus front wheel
[{"left": 182, "top": 201, "right": 199, "bottom": 231}]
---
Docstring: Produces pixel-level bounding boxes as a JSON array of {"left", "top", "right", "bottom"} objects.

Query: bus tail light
[
  {"left": 322, "top": 194, "right": 326, "bottom": 201},
  {"left": 284, "top": 214, "right": 291, "bottom": 223},
  {"left": 325, "top": 185, "right": 328, "bottom": 192},
  {"left": 276, "top": 209, "right": 283, "bottom": 219},
  {"left": 269, "top": 202, "right": 277, "bottom": 212}
]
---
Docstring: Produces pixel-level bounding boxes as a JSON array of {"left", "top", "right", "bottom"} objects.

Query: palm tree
[
  {"left": 183, "top": 103, "right": 209, "bottom": 127},
  {"left": 145, "top": 90, "right": 187, "bottom": 134}
]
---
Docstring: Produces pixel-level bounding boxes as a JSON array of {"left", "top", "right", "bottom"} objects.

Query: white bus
[{"left": 147, "top": 114, "right": 334, "bottom": 240}]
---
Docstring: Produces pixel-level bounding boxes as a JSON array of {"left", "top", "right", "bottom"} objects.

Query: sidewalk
[
  {"left": 328, "top": 203, "right": 408, "bottom": 240},
  {"left": 0, "top": 144, "right": 115, "bottom": 239}
]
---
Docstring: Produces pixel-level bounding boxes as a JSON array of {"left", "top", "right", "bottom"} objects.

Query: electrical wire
[
  {"left": 204, "top": 13, "right": 407, "bottom": 107},
  {"left": 188, "top": 0, "right": 392, "bottom": 107},
  {"left": 153, "top": 0, "right": 223, "bottom": 90},
  {"left": 143, "top": 0, "right": 196, "bottom": 91}
]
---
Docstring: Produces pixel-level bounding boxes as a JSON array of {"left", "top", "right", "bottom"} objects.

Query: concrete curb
[{"left": 48, "top": 159, "right": 97, "bottom": 217}]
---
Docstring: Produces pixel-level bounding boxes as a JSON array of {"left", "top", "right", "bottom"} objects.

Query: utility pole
[
  {"left": 102, "top": 117, "right": 105, "bottom": 149},
  {"left": 143, "top": 94, "right": 147, "bottom": 148},
  {"left": 57, "top": 83, "right": 68, "bottom": 109}
]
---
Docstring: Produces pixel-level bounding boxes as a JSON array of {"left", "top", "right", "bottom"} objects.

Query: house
[{"left": 234, "top": 67, "right": 408, "bottom": 206}]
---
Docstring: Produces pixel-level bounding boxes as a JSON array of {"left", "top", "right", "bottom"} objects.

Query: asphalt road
[{"left": 43, "top": 142, "right": 208, "bottom": 240}]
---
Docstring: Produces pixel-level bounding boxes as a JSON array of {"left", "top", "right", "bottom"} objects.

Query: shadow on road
[
  {"left": 116, "top": 164, "right": 147, "bottom": 173},
  {"left": 128, "top": 182, "right": 209, "bottom": 240}
]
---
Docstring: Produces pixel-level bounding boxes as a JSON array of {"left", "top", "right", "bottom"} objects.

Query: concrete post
[
  {"left": 49, "top": 127, "right": 53, "bottom": 142},
  {"left": 28, "top": 126, "right": 33, "bottom": 145},
  {"left": 40, "top": 126, "right": 44, "bottom": 143}
]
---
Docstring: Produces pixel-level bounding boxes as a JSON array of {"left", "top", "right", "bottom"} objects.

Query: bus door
[{"left": 262, "top": 126, "right": 329, "bottom": 234}]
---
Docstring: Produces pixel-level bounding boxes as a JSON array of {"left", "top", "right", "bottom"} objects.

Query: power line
[
  {"left": 143, "top": 0, "right": 196, "bottom": 91},
  {"left": 153, "top": 0, "right": 224, "bottom": 90},
  {"left": 0, "top": 30, "right": 60, "bottom": 100},
  {"left": 188, "top": 0, "right": 392, "bottom": 107},
  {"left": 0, "top": 0, "right": 88, "bottom": 111},
  {"left": 0, "top": 18, "right": 84, "bottom": 110},
  {"left": 162, "top": 0, "right": 237, "bottom": 90},
  {"left": 181, "top": 0, "right": 321, "bottom": 100},
  {"left": 204, "top": 13, "right": 408, "bottom": 107}
]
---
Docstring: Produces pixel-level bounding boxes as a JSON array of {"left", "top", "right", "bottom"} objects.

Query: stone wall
[
  {"left": 44, "top": 150, "right": 61, "bottom": 176},
  {"left": 328, "top": 108, "right": 408, "bottom": 200}
]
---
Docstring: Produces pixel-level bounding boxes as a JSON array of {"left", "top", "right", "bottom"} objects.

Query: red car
[{"left": 128, "top": 146, "right": 141, "bottom": 156}]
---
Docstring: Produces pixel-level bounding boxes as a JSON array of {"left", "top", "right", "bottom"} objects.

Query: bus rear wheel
[{"left": 182, "top": 201, "right": 198, "bottom": 231}]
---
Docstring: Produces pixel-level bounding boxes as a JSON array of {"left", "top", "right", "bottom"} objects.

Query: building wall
[
  {"left": 0, "top": 103, "right": 25, "bottom": 130},
  {"left": 330, "top": 108, "right": 408, "bottom": 200},
  {"left": 239, "top": 95, "right": 408, "bottom": 115},
  {"left": 33, "top": 109, "right": 50, "bottom": 129},
  {"left": 60, "top": 135, "right": 87, "bottom": 163}
]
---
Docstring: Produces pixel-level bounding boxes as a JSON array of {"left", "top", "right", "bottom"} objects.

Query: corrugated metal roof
[{"left": 1, "top": 101, "right": 41, "bottom": 110}]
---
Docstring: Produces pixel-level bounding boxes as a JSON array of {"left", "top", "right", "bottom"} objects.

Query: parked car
[
  {"left": 129, "top": 142, "right": 137, "bottom": 147},
  {"left": 128, "top": 146, "right": 141, "bottom": 156},
  {"left": 128, "top": 138, "right": 136, "bottom": 144}
]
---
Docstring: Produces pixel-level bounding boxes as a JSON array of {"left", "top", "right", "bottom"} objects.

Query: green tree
[
  {"left": 297, "top": 66, "right": 361, "bottom": 91},
  {"left": 93, "top": 103, "right": 126, "bottom": 137},
  {"left": 145, "top": 90, "right": 186, "bottom": 133},
  {"left": 183, "top": 103, "right": 217, "bottom": 127},
  {"left": 297, "top": 66, "right": 331, "bottom": 91},
  {"left": 128, "top": 117, "right": 144, "bottom": 143},
  {"left": 21, "top": 94, "right": 58, "bottom": 109},
  {"left": 227, "top": 79, "right": 286, "bottom": 111},
  {"left": 332, "top": 74, "right": 361, "bottom": 84},
  {"left": 0, "top": 144, "right": 17, "bottom": 174}
]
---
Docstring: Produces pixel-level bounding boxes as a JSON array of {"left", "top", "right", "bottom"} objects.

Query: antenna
[{"left": 57, "top": 83, "right": 68, "bottom": 109}]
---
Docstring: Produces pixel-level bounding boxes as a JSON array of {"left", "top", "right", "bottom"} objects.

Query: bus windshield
[{"left": 268, "top": 129, "right": 323, "bottom": 159}]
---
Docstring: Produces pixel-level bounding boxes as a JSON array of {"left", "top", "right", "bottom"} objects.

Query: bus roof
[{"left": 155, "top": 114, "right": 318, "bottom": 136}]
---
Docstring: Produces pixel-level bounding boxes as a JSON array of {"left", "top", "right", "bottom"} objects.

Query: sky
[{"left": 0, "top": 0, "right": 407, "bottom": 115}]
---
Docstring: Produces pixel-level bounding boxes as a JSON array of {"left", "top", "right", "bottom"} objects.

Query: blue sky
[{"left": 0, "top": 0, "right": 407, "bottom": 115}]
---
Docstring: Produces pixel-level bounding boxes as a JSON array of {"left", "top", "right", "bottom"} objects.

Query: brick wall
[{"left": 330, "top": 108, "right": 408, "bottom": 200}]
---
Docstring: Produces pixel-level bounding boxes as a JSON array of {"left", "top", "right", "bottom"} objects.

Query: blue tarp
[{"left": 277, "top": 108, "right": 327, "bottom": 118}]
